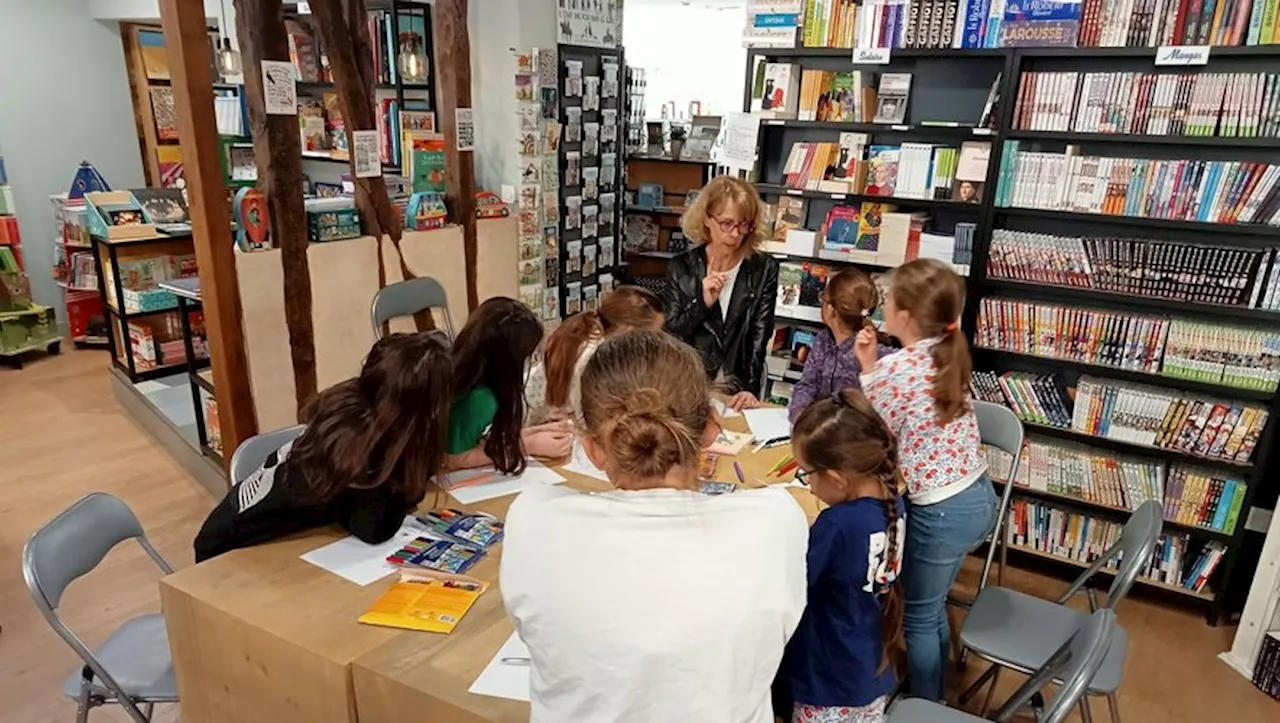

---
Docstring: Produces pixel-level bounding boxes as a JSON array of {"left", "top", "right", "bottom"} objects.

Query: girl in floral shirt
[{"left": 853, "top": 258, "right": 995, "bottom": 702}]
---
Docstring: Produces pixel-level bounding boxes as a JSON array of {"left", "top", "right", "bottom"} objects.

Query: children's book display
[
  {"left": 557, "top": 47, "right": 625, "bottom": 321},
  {"left": 513, "top": 48, "right": 564, "bottom": 322},
  {"left": 0, "top": 158, "right": 61, "bottom": 366},
  {"left": 133, "top": 188, "right": 191, "bottom": 235},
  {"left": 405, "top": 191, "right": 449, "bottom": 230},
  {"left": 83, "top": 191, "right": 157, "bottom": 241},
  {"left": 233, "top": 187, "right": 273, "bottom": 252}
]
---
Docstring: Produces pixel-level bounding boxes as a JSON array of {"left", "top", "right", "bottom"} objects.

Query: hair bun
[{"left": 621, "top": 387, "right": 666, "bottom": 418}]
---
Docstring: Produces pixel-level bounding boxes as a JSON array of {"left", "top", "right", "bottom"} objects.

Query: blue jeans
[{"left": 902, "top": 475, "right": 997, "bottom": 702}]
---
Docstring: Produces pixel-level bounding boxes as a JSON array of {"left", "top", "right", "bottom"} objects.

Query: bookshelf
[{"left": 743, "top": 41, "right": 1280, "bottom": 622}]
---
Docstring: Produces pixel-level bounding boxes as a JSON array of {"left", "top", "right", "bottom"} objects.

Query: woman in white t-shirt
[
  {"left": 523, "top": 285, "right": 665, "bottom": 426},
  {"left": 502, "top": 330, "right": 809, "bottom": 723}
]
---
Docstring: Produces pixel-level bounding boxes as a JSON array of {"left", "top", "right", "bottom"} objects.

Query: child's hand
[
  {"left": 523, "top": 428, "right": 573, "bottom": 459},
  {"left": 727, "top": 391, "right": 762, "bottom": 411},
  {"left": 855, "top": 327, "right": 879, "bottom": 372}
]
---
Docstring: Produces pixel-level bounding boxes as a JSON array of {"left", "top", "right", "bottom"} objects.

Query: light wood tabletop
[{"left": 160, "top": 414, "right": 819, "bottom": 723}]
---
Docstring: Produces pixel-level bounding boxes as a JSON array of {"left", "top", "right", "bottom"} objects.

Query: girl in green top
[{"left": 448, "top": 297, "right": 571, "bottom": 471}]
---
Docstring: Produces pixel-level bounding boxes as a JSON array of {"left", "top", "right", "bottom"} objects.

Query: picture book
[
  {"left": 756, "top": 62, "right": 801, "bottom": 119},
  {"left": 708, "top": 429, "right": 755, "bottom": 456},
  {"left": 952, "top": 141, "right": 991, "bottom": 204},
  {"left": 636, "top": 182, "right": 664, "bottom": 208},
  {"left": 791, "top": 329, "right": 817, "bottom": 365},
  {"left": 771, "top": 197, "right": 807, "bottom": 242},
  {"left": 822, "top": 205, "right": 861, "bottom": 249},
  {"left": 409, "top": 135, "right": 447, "bottom": 193},
  {"left": 133, "top": 188, "right": 190, "bottom": 234},
  {"left": 872, "top": 73, "right": 911, "bottom": 125},
  {"left": 137, "top": 28, "right": 170, "bottom": 80},
  {"left": 156, "top": 146, "right": 184, "bottom": 189},
  {"left": 865, "top": 146, "right": 900, "bottom": 196},
  {"left": 150, "top": 87, "right": 178, "bottom": 141},
  {"left": 414, "top": 509, "right": 504, "bottom": 549},
  {"left": 856, "top": 202, "right": 895, "bottom": 257},
  {"left": 358, "top": 573, "right": 487, "bottom": 634},
  {"left": 299, "top": 100, "right": 328, "bottom": 151},
  {"left": 623, "top": 215, "right": 660, "bottom": 258},
  {"left": 285, "top": 18, "right": 323, "bottom": 82},
  {"left": 776, "top": 261, "right": 832, "bottom": 322},
  {"left": 323, "top": 92, "right": 348, "bottom": 155}
]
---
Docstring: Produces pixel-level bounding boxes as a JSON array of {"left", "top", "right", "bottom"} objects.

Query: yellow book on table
[{"left": 358, "top": 572, "right": 488, "bottom": 634}]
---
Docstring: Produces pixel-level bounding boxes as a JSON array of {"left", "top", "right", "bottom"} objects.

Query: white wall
[
  {"left": 624, "top": 0, "right": 748, "bottom": 120},
  {"left": 0, "top": 0, "right": 146, "bottom": 314}
]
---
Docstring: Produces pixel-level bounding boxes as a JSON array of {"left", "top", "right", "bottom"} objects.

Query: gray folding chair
[
  {"left": 229, "top": 424, "right": 306, "bottom": 485},
  {"left": 23, "top": 493, "right": 178, "bottom": 722},
  {"left": 889, "top": 609, "right": 1117, "bottom": 723},
  {"left": 958, "top": 500, "right": 1163, "bottom": 722},
  {"left": 370, "top": 276, "right": 454, "bottom": 340},
  {"left": 965, "top": 401, "right": 1025, "bottom": 601}
]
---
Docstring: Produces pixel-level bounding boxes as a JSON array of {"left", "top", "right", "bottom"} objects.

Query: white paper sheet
[
  {"left": 743, "top": 407, "right": 791, "bottom": 442},
  {"left": 439, "top": 459, "right": 567, "bottom": 505},
  {"left": 711, "top": 397, "right": 742, "bottom": 419},
  {"left": 299, "top": 518, "right": 426, "bottom": 585},
  {"left": 469, "top": 632, "right": 532, "bottom": 702},
  {"left": 561, "top": 438, "right": 610, "bottom": 482}
]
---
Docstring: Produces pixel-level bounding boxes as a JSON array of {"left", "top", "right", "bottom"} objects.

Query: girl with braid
[{"left": 782, "top": 388, "right": 907, "bottom": 723}]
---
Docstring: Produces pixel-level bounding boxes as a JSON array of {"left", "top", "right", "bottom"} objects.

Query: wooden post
[
  {"left": 234, "top": 0, "right": 319, "bottom": 413},
  {"left": 432, "top": 0, "right": 479, "bottom": 310},
  {"left": 157, "top": 0, "right": 258, "bottom": 455}
]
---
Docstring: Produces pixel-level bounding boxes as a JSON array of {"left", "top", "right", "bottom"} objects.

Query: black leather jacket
[{"left": 662, "top": 246, "right": 780, "bottom": 395}]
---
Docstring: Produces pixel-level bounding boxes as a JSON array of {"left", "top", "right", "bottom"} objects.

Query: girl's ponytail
[{"left": 888, "top": 259, "right": 971, "bottom": 425}]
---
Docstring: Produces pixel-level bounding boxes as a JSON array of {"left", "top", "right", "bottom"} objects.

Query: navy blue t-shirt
[{"left": 783, "top": 496, "right": 906, "bottom": 707}]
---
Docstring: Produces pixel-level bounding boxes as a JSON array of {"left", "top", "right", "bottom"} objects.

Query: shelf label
[
  {"left": 1155, "top": 45, "right": 1210, "bottom": 66},
  {"left": 765, "top": 119, "right": 785, "bottom": 125},
  {"left": 852, "top": 47, "right": 891, "bottom": 65},
  {"left": 972, "top": 127, "right": 994, "bottom": 135},
  {"left": 786, "top": 189, "right": 803, "bottom": 196},
  {"left": 830, "top": 193, "right": 847, "bottom": 200},
  {"left": 890, "top": 124, "right": 910, "bottom": 131}
]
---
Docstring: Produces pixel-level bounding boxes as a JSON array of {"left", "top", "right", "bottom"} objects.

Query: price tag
[
  {"left": 852, "top": 47, "right": 891, "bottom": 65},
  {"left": 765, "top": 120, "right": 785, "bottom": 125},
  {"left": 891, "top": 124, "right": 910, "bottom": 131},
  {"left": 830, "top": 193, "right": 847, "bottom": 200},
  {"left": 972, "top": 127, "right": 994, "bottom": 135},
  {"left": 786, "top": 189, "right": 803, "bottom": 196},
  {"left": 1155, "top": 45, "right": 1210, "bottom": 66}
]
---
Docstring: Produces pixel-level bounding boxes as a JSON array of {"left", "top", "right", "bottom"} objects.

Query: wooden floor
[{"left": 0, "top": 349, "right": 1275, "bottom": 722}]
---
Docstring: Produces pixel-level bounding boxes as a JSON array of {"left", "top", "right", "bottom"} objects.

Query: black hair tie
[{"left": 830, "top": 391, "right": 847, "bottom": 407}]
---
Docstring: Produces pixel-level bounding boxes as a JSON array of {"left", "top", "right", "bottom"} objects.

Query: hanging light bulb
[
  {"left": 217, "top": 37, "right": 243, "bottom": 77},
  {"left": 216, "top": 0, "right": 242, "bottom": 79},
  {"left": 397, "top": 34, "right": 429, "bottom": 84}
]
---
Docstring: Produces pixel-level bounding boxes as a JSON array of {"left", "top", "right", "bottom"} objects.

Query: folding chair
[
  {"left": 972, "top": 401, "right": 1025, "bottom": 597},
  {"left": 889, "top": 608, "right": 1117, "bottom": 723},
  {"left": 23, "top": 493, "right": 178, "bottom": 722},
  {"left": 229, "top": 424, "right": 305, "bottom": 486},
  {"left": 958, "top": 500, "right": 1163, "bottom": 723},
  {"left": 370, "top": 276, "right": 454, "bottom": 340}
]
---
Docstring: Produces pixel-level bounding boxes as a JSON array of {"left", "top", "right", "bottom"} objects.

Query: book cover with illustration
[
  {"left": 865, "top": 146, "right": 900, "bottom": 196},
  {"left": 771, "top": 197, "right": 807, "bottom": 242},
  {"left": 953, "top": 141, "right": 991, "bottom": 204},
  {"left": 757, "top": 62, "right": 800, "bottom": 119},
  {"left": 856, "top": 202, "right": 893, "bottom": 255},
  {"left": 409, "top": 135, "right": 447, "bottom": 193},
  {"left": 872, "top": 73, "right": 911, "bottom": 124},
  {"left": 775, "top": 262, "right": 832, "bottom": 322},
  {"left": 822, "top": 205, "right": 861, "bottom": 250}
]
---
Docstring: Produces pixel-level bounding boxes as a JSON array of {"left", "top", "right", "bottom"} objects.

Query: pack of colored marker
[
  {"left": 386, "top": 535, "right": 486, "bottom": 575},
  {"left": 414, "top": 508, "right": 505, "bottom": 549}
]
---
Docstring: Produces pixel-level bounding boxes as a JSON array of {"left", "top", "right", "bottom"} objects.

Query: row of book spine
[
  {"left": 985, "top": 439, "right": 1247, "bottom": 534},
  {"left": 801, "top": 0, "right": 861, "bottom": 48},
  {"left": 1006, "top": 500, "right": 1226, "bottom": 592},
  {"left": 976, "top": 297, "right": 1280, "bottom": 392},
  {"left": 1079, "top": 0, "right": 1280, "bottom": 47},
  {"left": 986, "top": 229, "right": 1280, "bottom": 309},
  {"left": 995, "top": 141, "right": 1280, "bottom": 227},
  {"left": 972, "top": 370, "right": 1074, "bottom": 428},
  {"left": 1072, "top": 376, "right": 1268, "bottom": 463},
  {"left": 1013, "top": 71, "right": 1280, "bottom": 138}
]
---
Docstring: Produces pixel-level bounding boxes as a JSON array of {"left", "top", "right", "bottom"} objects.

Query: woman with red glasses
[{"left": 663, "top": 176, "right": 779, "bottom": 411}]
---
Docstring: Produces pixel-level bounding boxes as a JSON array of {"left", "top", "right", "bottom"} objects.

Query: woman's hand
[
  {"left": 727, "top": 391, "right": 762, "bottom": 411},
  {"left": 702, "top": 270, "right": 727, "bottom": 307},
  {"left": 522, "top": 425, "right": 573, "bottom": 459},
  {"left": 855, "top": 327, "right": 879, "bottom": 373}
]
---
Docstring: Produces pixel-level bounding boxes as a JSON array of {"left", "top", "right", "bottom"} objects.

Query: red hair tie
[{"left": 945, "top": 321, "right": 959, "bottom": 332}]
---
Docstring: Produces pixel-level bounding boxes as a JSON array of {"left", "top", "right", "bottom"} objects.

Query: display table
[{"left": 159, "top": 416, "right": 815, "bottom": 723}]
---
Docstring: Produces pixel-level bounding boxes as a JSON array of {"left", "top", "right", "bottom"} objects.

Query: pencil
[
  {"left": 768, "top": 453, "right": 794, "bottom": 476},
  {"left": 733, "top": 462, "right": 747, "bottom": 486}
]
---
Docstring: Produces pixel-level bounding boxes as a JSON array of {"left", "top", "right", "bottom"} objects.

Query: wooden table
[{"left": 160, "top": 416, "right": 816, "bottom": 723}]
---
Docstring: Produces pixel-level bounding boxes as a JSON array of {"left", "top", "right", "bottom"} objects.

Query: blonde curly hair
[{"left": 680, "top": 176, "right": 767, "bottom": 253}]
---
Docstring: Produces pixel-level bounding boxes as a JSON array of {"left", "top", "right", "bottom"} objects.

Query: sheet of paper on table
[
  {"left": 439, "top": 459, "right": 567, "bottom": 504},
  {"left": 561, "top": 438, "right": 609, "bottom": 482},
  {"left": 711, "top": 397, "right": 742, "bottom": 419},
  {"left": 742, "top": 407, "right": 791, "bottom": 443},
  {"left": 299, "top": 517, "right": 427, "bottom": 585},
  {"left": 469, "top": 631, "right": 531, "bottom": 702}
]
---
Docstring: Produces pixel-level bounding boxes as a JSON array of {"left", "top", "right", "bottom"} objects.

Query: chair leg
[
  {"left": 979, "top": 667, "right": 1001, "bottom": 716},
  {"left": 1079, "top": 696, "right": 1094, "bottom": 723},
  {"left": 141, "top": 702, "right": 154, "bottom": 721},
  {"left": 1107, "top": 692, "right": 1121, "bottom": 723},
  {"left": 75, "top": 683, "right": 92, "bottom": 723},
  {"left": 959, "top": 663, "right": 999, "bottom": 705}
]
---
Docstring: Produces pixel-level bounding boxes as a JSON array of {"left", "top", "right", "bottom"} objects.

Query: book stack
[
  {"left": 971, "top": 370, "right": 1074, "bottom": 428},
  {"left": 986, "top": 230, "right": 1280, "bottom": 309},
  {"left": 996, "top": 141, "right": 1280, "bottom": 227},
  {"left": 1072, "top": 376, "right": 1269, "bottom": 463},
  {"left": 1014, "top": 71, "right": 1280, "bottom": 138},
  {"left": 995, "top": 437, "right": 1166, "bottom": 510},
  {"left": 796, "top": 70, "right": 878, "bottom": 122},
  {"left": 978, "top": 297, "right": 1280, "bottom": 391},
  {"left": 1077, "top": 0, "right": 1280, "bottom": 48},
  {"left": 801, "top": 0, "right": 861, "bottom": 48},
  {"left": 977, "top": 297, "right": 1170, "bottom": 373},
  {"left": 1165, "top": 465, "right": 1249, "bottom": 534},
  {"left": 1006, "top": 499, "right": 1226, "bottom": 593}
]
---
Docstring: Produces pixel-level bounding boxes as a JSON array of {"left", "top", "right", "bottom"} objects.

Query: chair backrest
[
  {"left": 23, "top": 492, "right": 172, "bottom": 611},
  {"left": 974, "top": 400, "right": 1024, "bottom": 589},
  {"left": 371, "top": 277, "right": 454, "bottom": 340},
  {"left": 1104, "top": 499, "right": 1163, "bottom": 601},
  {"left": 991, "top": 608, "right": 1117, "bottom": 723},
  {"left": 229, "top": 425, "right": 306, "bottom": 486}
]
